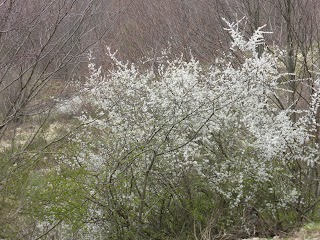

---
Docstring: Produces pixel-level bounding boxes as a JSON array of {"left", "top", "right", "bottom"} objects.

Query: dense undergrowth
[{"left": 1, "top": 20, "right": 320, "bottom": 239}]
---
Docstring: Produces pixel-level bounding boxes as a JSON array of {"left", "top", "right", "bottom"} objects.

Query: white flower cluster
[{"left": 70, "top": 20, "right": 320, "bottom": 233}]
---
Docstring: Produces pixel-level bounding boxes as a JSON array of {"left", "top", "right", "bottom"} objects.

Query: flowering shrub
[{"left": 41, "top": 20, "right": 320, "bottom": 239}]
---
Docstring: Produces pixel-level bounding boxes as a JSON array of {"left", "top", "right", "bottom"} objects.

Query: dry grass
[{"left": 243, "top": 222, "right": 320, "bottom": 240}]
